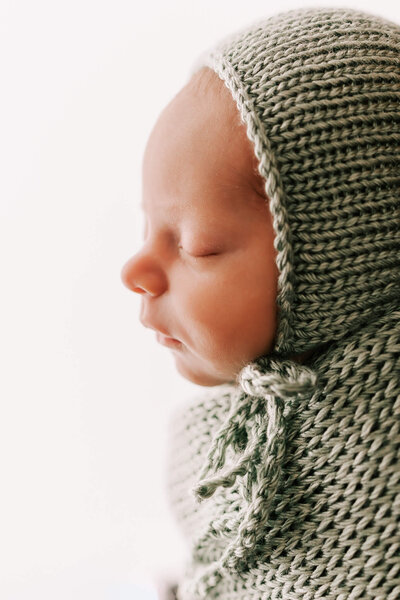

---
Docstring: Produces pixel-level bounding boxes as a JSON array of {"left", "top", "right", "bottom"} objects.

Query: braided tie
[{"left": 192, "top": 356, "right": 318, "bottom": 574}]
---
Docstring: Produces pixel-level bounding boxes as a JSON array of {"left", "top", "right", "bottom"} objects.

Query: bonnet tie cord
[{"left": 191, "top": 357, "right": 318, "bottom": 574}]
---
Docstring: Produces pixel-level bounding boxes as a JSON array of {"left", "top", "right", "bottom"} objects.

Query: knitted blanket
[{"left": 166, "top": 308, "right": 400, "bottom": 599}]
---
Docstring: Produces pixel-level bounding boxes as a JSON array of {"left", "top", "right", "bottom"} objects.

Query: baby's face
[{"left": 121, "top": 67, "right": 278, "bottom": 386}]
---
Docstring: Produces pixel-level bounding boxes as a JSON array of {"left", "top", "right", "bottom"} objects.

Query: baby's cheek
[{"left": 184, "top": 281, "right": 247, "bottom": 348}]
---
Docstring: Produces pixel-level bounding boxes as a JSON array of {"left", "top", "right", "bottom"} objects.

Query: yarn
[
  {"left": 192, "top": 359, "right": 318, "bottom": 572},
  {"left": 190, "top": 7, "right": 400, "bottom": 355},
  {"left": 166, "top": 7, "right": 400, "bottom": 599}
]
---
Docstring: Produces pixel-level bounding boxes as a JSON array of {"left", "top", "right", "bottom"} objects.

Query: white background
[{"left": 1, "top": 0, "right": 399, "bottom": 598}]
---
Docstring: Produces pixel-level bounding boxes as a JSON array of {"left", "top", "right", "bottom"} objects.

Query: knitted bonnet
[
  {"left": 190, "top": 6, "right": 400, "bottom": 356},
  {"left": 166, "top": 7, "right": 400, "bottom": 599}
]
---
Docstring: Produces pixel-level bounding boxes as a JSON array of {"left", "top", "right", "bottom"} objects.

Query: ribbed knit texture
[
  {"left": 165, "top": 7, "right": 400, "bottom": 600},
  {"left": 190, "top": 6, "right": 400, "bottom": 355},
  {"left": 167, "top": 310, "right": 400, "bottom": 599}
]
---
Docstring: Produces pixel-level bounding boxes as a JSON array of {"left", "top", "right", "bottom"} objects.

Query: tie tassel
[{"left": 191, "top": 356, "right": 318, "bottom": 572}]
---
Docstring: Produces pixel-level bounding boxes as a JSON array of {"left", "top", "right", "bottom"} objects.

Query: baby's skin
[{"left": 121, "top": 67, "right": 279, "bottom": 387}]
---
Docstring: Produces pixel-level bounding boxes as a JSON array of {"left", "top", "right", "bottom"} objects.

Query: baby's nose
[{"left": 120, "top": 252, "right": 167, "bottom": 297}]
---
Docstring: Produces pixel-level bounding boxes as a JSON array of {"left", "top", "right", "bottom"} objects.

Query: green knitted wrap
[{"left": 165, "top": 8, "right": 400, "bottom": 600}]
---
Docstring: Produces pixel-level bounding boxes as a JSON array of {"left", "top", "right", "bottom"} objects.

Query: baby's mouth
[{"left": 156, "top": 331, "right": 182, "bottom": 349}]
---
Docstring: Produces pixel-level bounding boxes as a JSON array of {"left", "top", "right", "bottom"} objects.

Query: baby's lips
[
  {"left": 156, "top": 331, "right": 182, "bottom": 349},
  {"left": 140, "top": 315, "right": 178, "bottom": 340}
]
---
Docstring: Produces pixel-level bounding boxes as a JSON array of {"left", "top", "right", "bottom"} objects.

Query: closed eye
[
  {"left": 178, "top": 246, "right": 220, "bottom": 259},
  {"left": 189, "top": 252, "right": 220, "bottom": 259}
]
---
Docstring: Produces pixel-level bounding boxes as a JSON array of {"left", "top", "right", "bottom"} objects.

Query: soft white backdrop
[{"left": 1, "top": 0, "right": 399, "bottom": 598}]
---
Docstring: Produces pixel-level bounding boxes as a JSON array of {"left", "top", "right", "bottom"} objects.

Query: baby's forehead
[
  {"left": 192, "top": 68, "right": 266, "bottom": 190},
  {"left": 143, "top": 67, "right": 267, "bottom": 214}
]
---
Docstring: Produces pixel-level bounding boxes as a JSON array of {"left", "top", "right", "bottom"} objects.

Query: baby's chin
[{"left": 173, "top": 353, "right": 237, "bottom": 387}]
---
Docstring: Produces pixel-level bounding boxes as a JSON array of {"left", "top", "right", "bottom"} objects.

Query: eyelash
[{"left": 178, "top": 246, "right": 219, "bottom": 259}]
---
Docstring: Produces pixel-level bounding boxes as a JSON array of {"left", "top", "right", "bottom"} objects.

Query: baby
[
  {"left": 122, "top": 7, "right": 400, "bottom": 600},
  {"left": 122, "top": 65, "right": 281, "bottom": 387}
]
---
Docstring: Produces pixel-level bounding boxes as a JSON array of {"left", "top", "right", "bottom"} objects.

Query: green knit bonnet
[
  {"left": 190, "top": 6, "right": 400, "bottom": 357},
  {"left": 182, "top": 7, "right": 400, "bottom": 582}
]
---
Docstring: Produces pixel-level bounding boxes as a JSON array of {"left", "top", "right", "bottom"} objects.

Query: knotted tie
[{"left": 192, "top": 356, "right": 318, "bottom": 574}]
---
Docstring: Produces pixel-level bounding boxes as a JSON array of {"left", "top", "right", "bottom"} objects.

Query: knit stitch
[
  {"left": 166, "top": 7, "right": 400, "bottom": 600},
  {"left": 167, "top": 309, "right": 400, "bottom": 599},
  {"left": 190, "top": 6, "right": 400, "bottom": 355}
]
